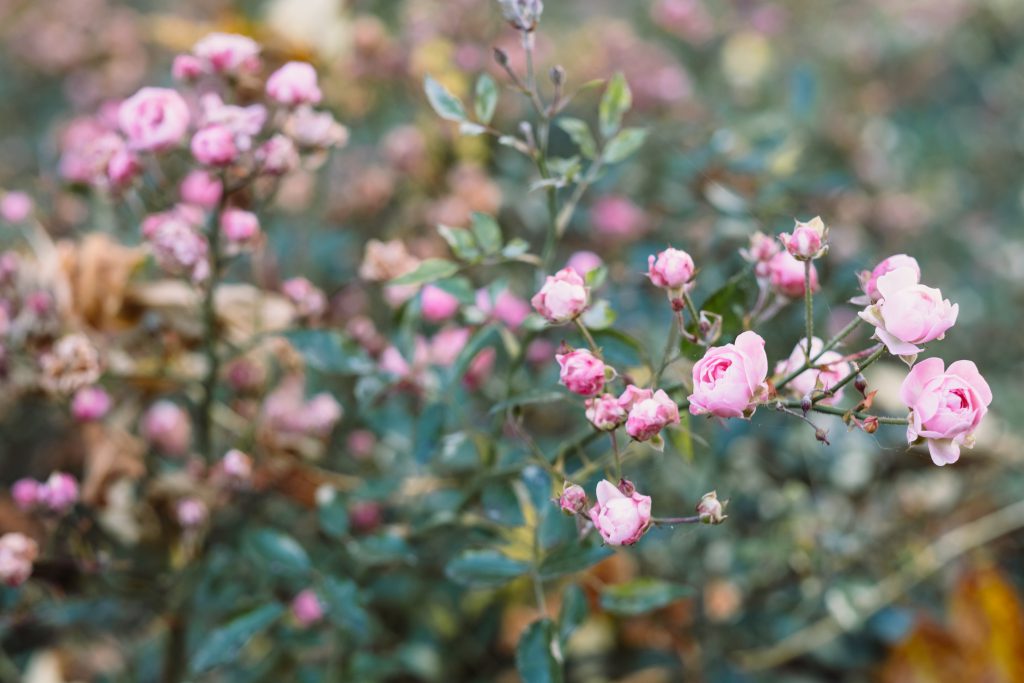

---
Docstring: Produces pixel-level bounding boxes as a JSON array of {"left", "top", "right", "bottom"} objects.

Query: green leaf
[
  {"left": 190, "top": 604, "right": 285, "bottom": 674},
  {"left": 501, "top": 238, "right": 531, "bottom": 259},
  {"left": 498, "top": 134, "right": 531, "bottom": 155},
  {"left": 488, "top": 389, "right": 567, "bottom": 415},
  {"left": 282, "top": 330, "right": 374, "bottom": 375},
  {"left": 470, "top": 212, "right": 502, "bottom": 255},
  {"left": 585, "top": 265, "right": 608, "bottom": 289},
  {"left": 474, "top": 73, "right": 498, "bottom": 125},
  {"left": 599, "top": 578, "right": 693, "bottom": 616},
  {"left": 697, "top": 269, "right": 758, "bottom": 340},
  {"left": 516, "top": 618, "right": 564, "bottom": 683},
  {"left": 321, "top": 577, "right": 371, "bottom": 642},
  {"left": 558, "top": 584, "right": 588, "bottom": 645},
  {"left": 598, "top": 72, "right": 631, "bottom": 139},
  {"left": 539, "top": 544, "right": 614, "bottom": 580},
  {"left": 318, "top": 494, "right": 349, "bottom": 540},
  {"left": 602, "top": 127, "right": 647, "bottom": 164},
  {"left": 438, "top": 225, "right": 482, "bottom": 263},
  {"left": 243, "top": 529, "right": 311, "bottom": 578},
  {"left": 424, "top": 76, "right": 467, "bottom": 122},
  {"left": 445, "top": 550, "right": 530, "bottom": 587},
  {"left": 580, "top": 299, "right": 616, "bottom": 331},
  {"left": 556, "top": 118, "right": 597, "bottom": 159},
  {"left": 390, "top": 258, "right": 461, "bottom": 286}
]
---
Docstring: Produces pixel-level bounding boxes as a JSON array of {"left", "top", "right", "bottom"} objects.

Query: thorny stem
[
  {"left": 780, "top": 401, "right": 908, "bottom": 425},
  {"left": 813, "top": 344, "right": 884, "bottom": 404}
]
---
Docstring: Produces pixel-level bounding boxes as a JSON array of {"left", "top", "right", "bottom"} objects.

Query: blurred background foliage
[{"left": 1, "top": 0, "right": 1023, "bottom": 681}]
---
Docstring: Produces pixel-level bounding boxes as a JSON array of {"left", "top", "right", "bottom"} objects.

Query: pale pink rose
[
  {"left": 559, "top": 483, "right": 588, "bottom": 514},
  {"left": 585, "top": 393, "right": 628, "bottom": 431},
  {"left": 291, "top": 588, "right": 324, "bottom": 626},
  {"left": 145, "top": 216, "right": 209, "bottom": 283},
  {"left": 625, "top": 389, "right": 680, "bottom": 444},
  {"left": 262, "top": 376, "right": 343, "bottom": 439},
  {"left": 191, "top": 125, "right": 238, "bottom": 166},
  {"left": 778, "top": 216, "right": 827, "bottom": 260},
  {"left": 476, "top": 288, "right": 531, "bottom": 329},
  {"left": 556, "top": 349, "right": 609, "bottom": 396},
  {"left": 463, "top": 347, "right": 496, "bottom": 391},
  {"left": 592, "top": 195, "right": 647, "bottom": 238},
  {"left": 266, "top": 61, "right": 322, "bottom": 106},
  {"left": 197, "top": 94, "right": 267, "bottom": 152},
  {"left": 220, "top": 208, "right": 260, "bottom": 250},
  {"left": 118, "top": 87, "right": 190, "bottom": 152},
  {"left": 180, "top": 171, "right": 223, "bottom": 209},
  {"left": 11, "top": 479, "right": 39, "bottom": 510},
  {"left": 688, "top": 330, "right": 769, "bottom": 418},
  {"left": 773, "top": 337, "right": 852, "bottom": 405},
  {"left": 282, "top": 277, "right": 327, "bottom": 319},
  {"left": 284, "top": 106, "right": 349, "bottom": 149},
  {"left": 171, "top": 54, "right": 204, "bottom": 81},
  {"left": 740, "top": 231, "right": 781, "bottom": 279},
  {"left": 192, "top": 33, "right": 260, "bottom": 74},
  {"left": 220, "top": 449, "right": 253, "bottom": 482},
  {"left": 588, "top": 480, "right": 652, "bottom": 546},
  {"left": 0, "top": 532, "right": 38, "bottom": 587},
  {"left": 768, "top": 251, "right": 819, "bottom": 298},
  {"left": 71, "top": 386, "right": 111, "bottom": 421},
  {"left": 858, "top": 267, "right": 958, "bottom": 364},
  {"left": 37, "top": 472, "right": 78, "bottom": 513},
  {"left": 531, "top": 267, "right": 589, "bottom": 323},
  {"left": 900, "top": 358, "right": 991, "bottom": 466},
  {"left": 176, "top": 497, "right": 208, "bottom": 528},
  {"left": 142, "top": 400, "right": 192, "bottom": 456},
  {"left": 421, "top": 285, "right": 460, "bottom": 323},
  {"left": 1, "top": 192, "right": 33, "bottom": 223},
  {"left": 256, "top": 135, "right": 299, "bottom": 176},
  {"left": 106, "top": 148, "right": 141, "bottom": 189},
  {"left": 648, "top": 247, "right": 696, "bottom": 292},
  {"left": 566, "top": 251, "right": 603, "bottom": 276},
  {"left": 430, "top": 327, "right": 471, "bottom": 367},
  {"left": 857, "top": 254, "right": 921, "bottom": 303},
  {"left": 617, "top": 385, "right": 653, "bottom": 412}
]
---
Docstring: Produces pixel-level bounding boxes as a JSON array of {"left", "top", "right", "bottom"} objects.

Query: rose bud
[
  {"left": 688, "top": 331, "right": 769, "bottom": 418},
  {"left": 531, "top": 267, "right": 589, "bottom": 324},
  {"left": 175, "top": 497, "right": 208, "bottom": 528},
  {"left": 778, "top": 216, "right": 827, "bottom": 261},
  {"left": 566, "top": 250, "right": 603, "bottom": 277},
  {"left": 266, "top": 61, "right": 323, "bottom": 106},
  {"left": 585, "top": 393, "right": 628, "bottom": 431},
  {"left": 858, "top": 267, "right": 958, "bottom": 365},
  {"left": 171, "top": 54, "right": 204, "bottom": 81},
  {"left": 1, "top": 191, "right": 33, "bottom": 223},
  {"left": 647, "top": 247, "right": 696, "bottom": 297},
  {"left": 588, "top": 479, "right": 652, "bottom": 546},
  {"left": 38, "top": 472, "right": 79, "bottom": 514},
  {"left": 142, "top": 400, "right": 192, "bottom": 457},
  {"left": 191, "top": 125, "right": 238, "bottom": 166},
  {"left": 556, "top": 349, "right": 611, "bottom": 396},
  {"left": 180, "top": 171, "right": 223, "bottom": 209},
  {"left": 740, "top": 231, "right": 780, "bottom": 278},
  {"left": 220, "top": 449, "right": 253, "bottom": 482},
  {"left": 118, "top": 87, "right": 190, "bottom": 152},
  {"left": 11, "top": 479, "right": 40, "bottom": 510},
  {"left": 420, "top": 284, "right": 460, "bottom": 324},
  {"left": 291, "top": 588, "right": 325, "bottom": 626},
  {"left": 559, "top": 483, "right": 588, "bottom": 514},
  {"left": 900, "top": 358, "right": 991, "bottom": 466},
  {"left": 0, "top": 532, "right": 39, "bottom": 587},
  {"left": 696, "top": 491, "right": 727, "bottom": 525},
  {"left": 220, "top": 208, "right": 260, "bottom": 251},
  {"left": 71, "top": 386, "right": 112, "bottom": 422},
  {"left": 192, "top": 32, "right": 261, "bottom": 75},
  {"left": 625, "top": 389, "right": 680, "bottom": 448}
]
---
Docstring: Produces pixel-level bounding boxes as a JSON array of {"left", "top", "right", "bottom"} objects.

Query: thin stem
[
  {"left": 775, "top": 318, "right": 864, "bottom": 392},
  {"left": 803, "top": 260, "right": 814, "bottom": 361},
  {"left": 651, "top": 515, "right": 701, "bottom": 525},
  {"left": 813, "top": 344, "right": 883, "bottom": 404},
  {"left": 682, "top": 292, "right": 701, "bottom": 339},
  {"left": 781, "top": 401, "right": 908, "bottom": 425},
  {"left": 609, "top": 431, "right": 622, "bottom": 480},
  {"left": 195, "top": 190, "right": 228, "bottom": 461},
  {"left": 654, "top": 311, "right": 681, "bottom": 385},
  {"left": 574, "top": 318, "right": 600, "bottom": 355}
]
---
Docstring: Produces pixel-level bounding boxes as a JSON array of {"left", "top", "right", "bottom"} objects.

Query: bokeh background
[{"left": 1, "top": 0, "right": 1024, "bottom": 681}]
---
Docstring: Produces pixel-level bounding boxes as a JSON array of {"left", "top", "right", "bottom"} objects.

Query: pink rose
[
  {"left": 145, "top": 216, "right": 209, "bottom": 283},
  {"left": 778, "top": 216, "right": 827, "bottom": 260},
  {"left": 421, "top": 285, "right": 460, "bottom": 323},
  {"left": 291, "top": 588, "right": 325, "bottom": 626},
  {"left": 192, "top": 33, "right": 261, "bottom": 74},
  {"left": 142, "top": 400, "right": 192, "bottom": 456},
  {"left": 11, "top": 479, "right": 39, "bottom": 510},
  {"left": 592, "top": 195, "right": 647, "bottom": 238},
  {"left": 118, "top": 87, "right": 190, "bottom": 152},
  {"left": 191, "top": 125, "right": 238, "bottom": 166},
  {"left": 220, "top": 449, "right": 253, "bottom": 482},
  {"left": 531, "top": 267, "right": 589, "bottom": 324},
  {"left": 176, "top": 497, "right": 208, "bottom": 528},
  {"left": 559, "top": 483, "right": 588, "bottom": 514},
  {"left": 647, "top": 247, "right": 695, "bottom": 293},
  {"left": 171, "top": 54, "right": 204, "bottom": 81},
  {"left": 741, "top": 231, "right": 781, "bottom": 279},
  {"left": 1, "top": 192, "right": 33, "bottom": 223},
  {"left": 773, "top": 337, "right": 852, "bottom": 405},
  {"left": 476, "top": 288, "right": 531, "bottom": 329},
  {"left": 625, "top": 389, "right": 680, "bottom": 444},
  {"left": 430, "top": 327, "right": 471, "bottom": 367},
  {"left": 556, "top": 349, "right": 609, "bottom": 396},
  {"left": 588, "top": 480, "right": 652, "bottom": 546},
  {"left": 220, "top": 208, "right": 260, "bottom": 246},
  {"left": 198, "top": 94, "right": 266, "bottom": 152},
  {"left": 617, "top": 385, "right": 653, "bottom": 411},
  {"left": 0, "top": 532, "right": 38, "bottom": 587},
  {"left": 107, "top": 148, "right": 141, "bottom": 189},
  {"left": 71, "top": 386, "right": 112, "bottom": 422},
  {"left": 256, "top": 135, "right": 299, "bottom": 176},
  {"left": 900, "top": 358, "right": 991, "bottom": 466},
  {"left": 566, "top": 250, "right": 603, "bottom": 276},
  {"left": 284, "top": 106, "right": 349, "bottom": 149},
  {"left": 858, "top": 267, "right": 958, "bottom": 364},
  {"left": 282, "top": 277, "right": 327, "bottom": 319},
  {"left": 585, "top": 393, "right": 627, "bottom": 431},
  {"left": 688, "top": 330, "right": 769, "bottom": 418},
  {"left": 180, "top": 171, "right": 223, "bottom": 209},
  {"left": 463, "top": 347, "right": 496, "bottom": 391},
  {"left": 266, "top": 61, "right": 323, "bottom": 106},
  {"left": 767, "top": 251, "right": 819, "bottom": 298},
  {"left": 38, "top": 472, "right": 78, "bottom": 513},
  {"left": 856, "top": 254, "right": 921, "bottom": 303}
]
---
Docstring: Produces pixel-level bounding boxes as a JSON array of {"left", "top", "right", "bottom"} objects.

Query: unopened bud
[
  {"left": 493, "top": 47, "right": 509, "bottom": 67},
  {"left": 861, "top": 416, "right": 879, "bottom": 434},
  {"left": 558, "top": 482, "right": 587, "bottom": 514},
  {"left": 696, "top": 491, "right": 727, "bottom": 525},
  {"left": 549, "top": 65, "right": 565, "bottom": 86},
  {"left": 800, "top": 396, "right": 812, "bottom": 415},
  {"left": 617, "top": 478, "right": 636, "bottom": 496},
  {"left": 670, "top": 297, "right": 686, "bottom": 312},
  {"left": 854, "top": 374, "right": 868, "bottom": 394},
  {"left": 815, "top": 428, "right": 830, "bottom": 445}
]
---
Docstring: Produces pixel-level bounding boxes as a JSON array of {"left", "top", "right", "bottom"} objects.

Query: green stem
[
  {"left": 813, "top": 344, "right": 884, "bottom": 404},
  {"left": 195, "top": 192, "right": 228, "bottom": 462},
  {"left": 803, "top": 260, "right": 814, "bottom": 361},
  {"left": 654, "top": 311, "right": 681, "bottom": 385},
  {"left": 775, "top": 318, "right": 864, "bottom": 392},
  {"left": 574, "top": 318, "right": 600, "bottom": 355},
  {"left": 651, "top": 515, "right": 701, "bottom": 525},
  {"left": 781, "top": 401, "right": 908, "bottom": 425},
  {"left": 682, "top": 292, "right": 701, "bottom": 341},
  {"left": 610, "top": 431, "right": 622, "bottom": 480}
]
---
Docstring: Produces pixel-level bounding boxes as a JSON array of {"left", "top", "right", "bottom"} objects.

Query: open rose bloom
[
  {"left": 854, "top": 254, "right": 921, "bottom": 304},
  {"left": 556, "top": 349, "right": 610, "bottom": 396},
  {"left": 900, "top": 358, "right": 992, "bottom": 466},
  {"left": 588, "top": 480, "right": 652, "bottom": 546},
  {"left": 858, "top": 267, "right": 958, "bottom": 364},
  {"left": 689, "top": 331, "right": 769, "bottom": 418}
]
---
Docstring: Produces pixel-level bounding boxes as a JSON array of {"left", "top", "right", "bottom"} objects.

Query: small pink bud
[
  {"left": 346, "top": 429, "right": 377, "bottom": 460},
  {"left": 647, "top": 247, "right": 696, "bottom": 293},
  {"left": 566, "top": 250, "right": 603, "bottom": 277},
  {"left": 0, "top": 532, "right": 38, "bottom": 587},
  {"left": 220, "top": 208, "right": 260, "bottom": 248},
  {"left": 556, "top": 349, "right": 609, "bottom": 396},
  {"left": 778, "top": 216, "right": 827, "bottom": 261},
  {"left": 180, "top": 171, "right": 223, "bottom": 209},
  {"left": 696, "top": 491, "right": 727, "bottom": 524},
  {"left": 531, "top": 268, "right": 589, "bottom": 324},
  {"left": 420, "top": 285, "right": 460, "bottom": 323},
  {"left": 588, "top": 480, "right": 652, "bottom": 546},
  {"left": 1, "top": 192, "right": 33, "bottom": 223},
  {"left": 559, "top": 483, "right": 588, "bottom": 514},
  {"left": 38, "top": 472, "right": 79, "bottom": 513},
  {"left": 11, "top": 479, "right": 40, "bottom": 510},
  {"left": 176, "top": 497, "right": 208, "bottom": 528},
  {"left": 142, "top": 400, "right": 192, "bottom": 457},
  {"left": 291, "top": 588, "right": 325, "bottom": 626},
  {"left": 172, "top": 54, "right": 204, "bottom": 81},
  {"left": 220, "top": 449, "right": 253, "bottom": 482},
  {"left": 349, "top": 501, "right": 382, "bottom": 533},
  {"left": 71, "top": 386, "right": 112, "bottom": 422},
  {"left": 585, "top": 393, "right": 627, "bottom": 431},
  {"left": 266, "top": 61, "right": 323, "bottom": 106},
  {"left": 191, "top": 125, "right": 238, "bottom": 166}
]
